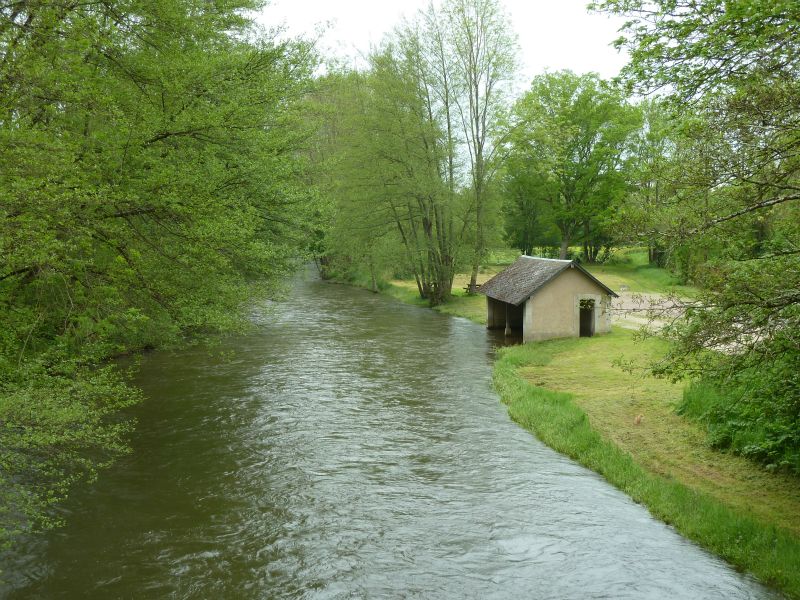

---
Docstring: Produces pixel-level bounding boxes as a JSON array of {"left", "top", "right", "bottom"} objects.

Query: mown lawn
[
  {"left": 494, "top": 344, "right": 800, "bottom": 598},
  {"left": 510, "top": 329, "right": 800, "bottom": 537},
  {"left": 376, "top": 252, "right": 800, "bottom": 597},
  {"left": 495, "top": 333, "right": 800, "bottom": 598}
]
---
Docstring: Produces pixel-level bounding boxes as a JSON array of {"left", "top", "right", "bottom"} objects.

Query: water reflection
[
  {"left": 1, "top": 272, "right": 779, "bottom": 599},
  {"left": 486, "top": 328, "right": 524, "bottom": 350}
]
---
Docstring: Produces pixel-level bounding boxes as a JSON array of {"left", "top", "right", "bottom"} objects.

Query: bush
[{"left": 678, "top": 357, "right": 800, "bottom": 474}]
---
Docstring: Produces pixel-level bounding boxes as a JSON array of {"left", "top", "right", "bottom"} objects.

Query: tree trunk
[
  {"left": 468, "top": 192, "right": 483, "bottom": 293},
  {"left": 559, "top": 237, "right": 570, "bottom": 259},
  {"left": 468, "top": 263, "right": 479, "bottom": 293}
]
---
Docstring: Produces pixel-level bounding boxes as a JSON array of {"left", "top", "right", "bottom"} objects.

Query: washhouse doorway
[{"left": 579, "top": 298, "right": 595, "bottom": 337}]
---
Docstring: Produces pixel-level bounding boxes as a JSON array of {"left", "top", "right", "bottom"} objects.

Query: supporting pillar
[{"left": 504, "top": 303, "right": 511, "bottom": 336}]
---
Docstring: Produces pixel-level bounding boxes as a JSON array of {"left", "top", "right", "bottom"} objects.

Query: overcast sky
[{"left": 256, "top": 0, "right": 629, "bottom": 86}]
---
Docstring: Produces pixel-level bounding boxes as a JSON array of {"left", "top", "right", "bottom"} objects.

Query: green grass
[
  {"left": 584, "top": 248, "right": 696, "bottom": 295},
  {"left": 513, "top": 330, "right": 800, "bottom": 534},
  {"left": 495, "top": 342, "right": 800, "bottom": 598},
  {"left": 374, "top": 257, "right": 800, "bottom": 595}
]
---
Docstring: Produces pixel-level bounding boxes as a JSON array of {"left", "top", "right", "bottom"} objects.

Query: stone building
[{"left": 479, "top": 256, "right": 618, "bottom": 342}]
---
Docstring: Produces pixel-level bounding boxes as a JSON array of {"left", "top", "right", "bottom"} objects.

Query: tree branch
[{"left": 687, "top": 193, "right": 800, "bottom": 235}]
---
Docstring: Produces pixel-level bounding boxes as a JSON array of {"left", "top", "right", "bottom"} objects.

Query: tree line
[
  {"left": 312, "top": 1, "right": 657, "bottom": 294},
  {"left": 1, "top": 0, "right": 798, "bottom": 549},
  {"left": 316, "top": 0, "right": 800, "bottom": 473},
  {"left": 0, "top": 0, "right": 319, "bottom": 546}
]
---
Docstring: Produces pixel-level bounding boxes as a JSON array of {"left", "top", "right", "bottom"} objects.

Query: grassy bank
[
  {"left": 385, "top": 281, "right": 488, "bottom": 324},
  {"left": 495, "top": 333, "right": 800, "bottom": 598},
  {"left": 385, "top": 259, "right": 513, "bottom": 325},
  {"left": 373, "top": 256, "right": 799, "bottom": 597}
]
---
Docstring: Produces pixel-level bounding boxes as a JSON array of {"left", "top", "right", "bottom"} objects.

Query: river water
[{"left": 1, "top": 273, "right": 779, "bottom": 599}]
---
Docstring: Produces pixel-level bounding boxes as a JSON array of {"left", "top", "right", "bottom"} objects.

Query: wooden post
[{"left": 505, "top": 303, "right": 511, "bottom": 336}]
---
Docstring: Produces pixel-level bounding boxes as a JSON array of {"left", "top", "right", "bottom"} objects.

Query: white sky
[{"left": 256, "top": 0, "right": 629, "bottom": 86}]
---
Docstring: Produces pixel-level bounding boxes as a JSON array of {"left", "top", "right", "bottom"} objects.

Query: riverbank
[
  {"left": 495, "top": 333, "right": 800, "bottom": 598},
  {"left": 374, "top": 270, "right": 800, "bottom": 598}
]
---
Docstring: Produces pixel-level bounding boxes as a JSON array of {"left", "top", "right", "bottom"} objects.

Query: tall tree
[
  {"left": 504, "top": 71, "right": 640, "bottom": 260},
  {"left": 313, "top": 0, "right": 516, "bottom": 298},
  {"left": 309, "top": 70, "right": 402, "bottom": 292},
  {"left": 313, "top": 40, "right": 467, "bottom": 305},
  {"left": 443, "top": 0, "right": 517, "bottom": 291},
  {"left": 622, "top": 99, "right": 681, "bottom": 267}
]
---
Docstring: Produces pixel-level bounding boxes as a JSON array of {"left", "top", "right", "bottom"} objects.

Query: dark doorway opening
[{"left": 579, "top": 299, "right": 595, "bottom": 337}]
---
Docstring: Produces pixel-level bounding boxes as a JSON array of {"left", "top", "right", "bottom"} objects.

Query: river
[{"left": 1, "top": 272, "right": 779, "bottom": 598}]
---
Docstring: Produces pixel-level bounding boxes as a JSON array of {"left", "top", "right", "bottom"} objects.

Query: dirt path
[{"left": 610, "top": 291, "right": 686, "bottom": 331}]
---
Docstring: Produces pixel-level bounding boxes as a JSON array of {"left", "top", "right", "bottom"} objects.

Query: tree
[
  {"left": 313, "top": 43, "right": 467, "bottom": 305},
  {"left": 592, "top": 0, "right": 800, "bottom": 230},
  {"left": 312, "top": 0, "right": 516, "bottom": 298},
  {"left": 621, "top": 99, "right": 683, "bottom": 267},
  {"left": 593, "top": 0, "right": 800, "bottom": 471},
  {"left": 501, "top": 165, "right": 560, "bottom": 256},
  {"left": 503, "top": 71, "right": 640, "bottom": 260},
  {"left": 308, "top": 71, "right": 401, "bottom": 292},
  {"left": 443, "top": 0, "right": 518, "bottom": 291},
  {"left": 0, "top": 1, "right": 319, "bottom": 545}
]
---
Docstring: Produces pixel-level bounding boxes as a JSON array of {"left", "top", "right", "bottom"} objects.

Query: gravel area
[{"left": 610, "top": 292, "right": 686, "bottom": 331}]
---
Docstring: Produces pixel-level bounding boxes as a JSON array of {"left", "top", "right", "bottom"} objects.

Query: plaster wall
[{"left": 523, "top": 267, "right": 613, "bottom": 342}]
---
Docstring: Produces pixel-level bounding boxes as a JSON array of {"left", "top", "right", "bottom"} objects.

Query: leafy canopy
[
  {"left": 503, "top": 71, "right": 640, "bottom": 259},
  {"left": 0, "top": 0, "right": 319, "bottom": 545},
  {"left": 593, "top": 0, "right": 800, "bottom": 472}
]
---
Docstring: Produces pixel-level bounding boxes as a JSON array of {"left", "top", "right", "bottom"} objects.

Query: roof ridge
[{"left": 521, "top": 255, "right": 572, "bottom": 263}]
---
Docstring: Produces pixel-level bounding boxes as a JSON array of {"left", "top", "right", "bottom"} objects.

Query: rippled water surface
[{"left": 2, "top": 273, "right": 780, "bottom": 598}]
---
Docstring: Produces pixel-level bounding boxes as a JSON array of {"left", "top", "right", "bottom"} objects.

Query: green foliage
[
  {"left": 440, "top": 0, "right": 518, "bottom": 289},
  {"left": 312, "top": 26, "right": 473, "bottom": 305},
  {"left": 594, "top": 0, "right": 800, "bottom": 464},
  {"left": 0, "top": 1, "right": 319, "bottom": 545},
  {"left": 680, "top": 374, "right": 800, "bottom": 475},
  {"left": 312, "top": 0, "right": 517, "bottom": 300},
  {"left": 495, "top": 345, "right": 800, "bottom": 598},
  {"left": 591, "top": 0, "right": 800, "bottom": 101},
  {"left": 667, "top": 251, "right": 800, "bottom": 473},
  {"left": 502, "top": 71, "right": 640, "bottom": 260},
  {"left": 654, "top": 229, "right": 800, "bottom": 460},
  {"left": 501, "top": 169, "right": 561, "bottom": 255},
  {"left": 0, "top": 362, "right": 139, "bottom": 546}
]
